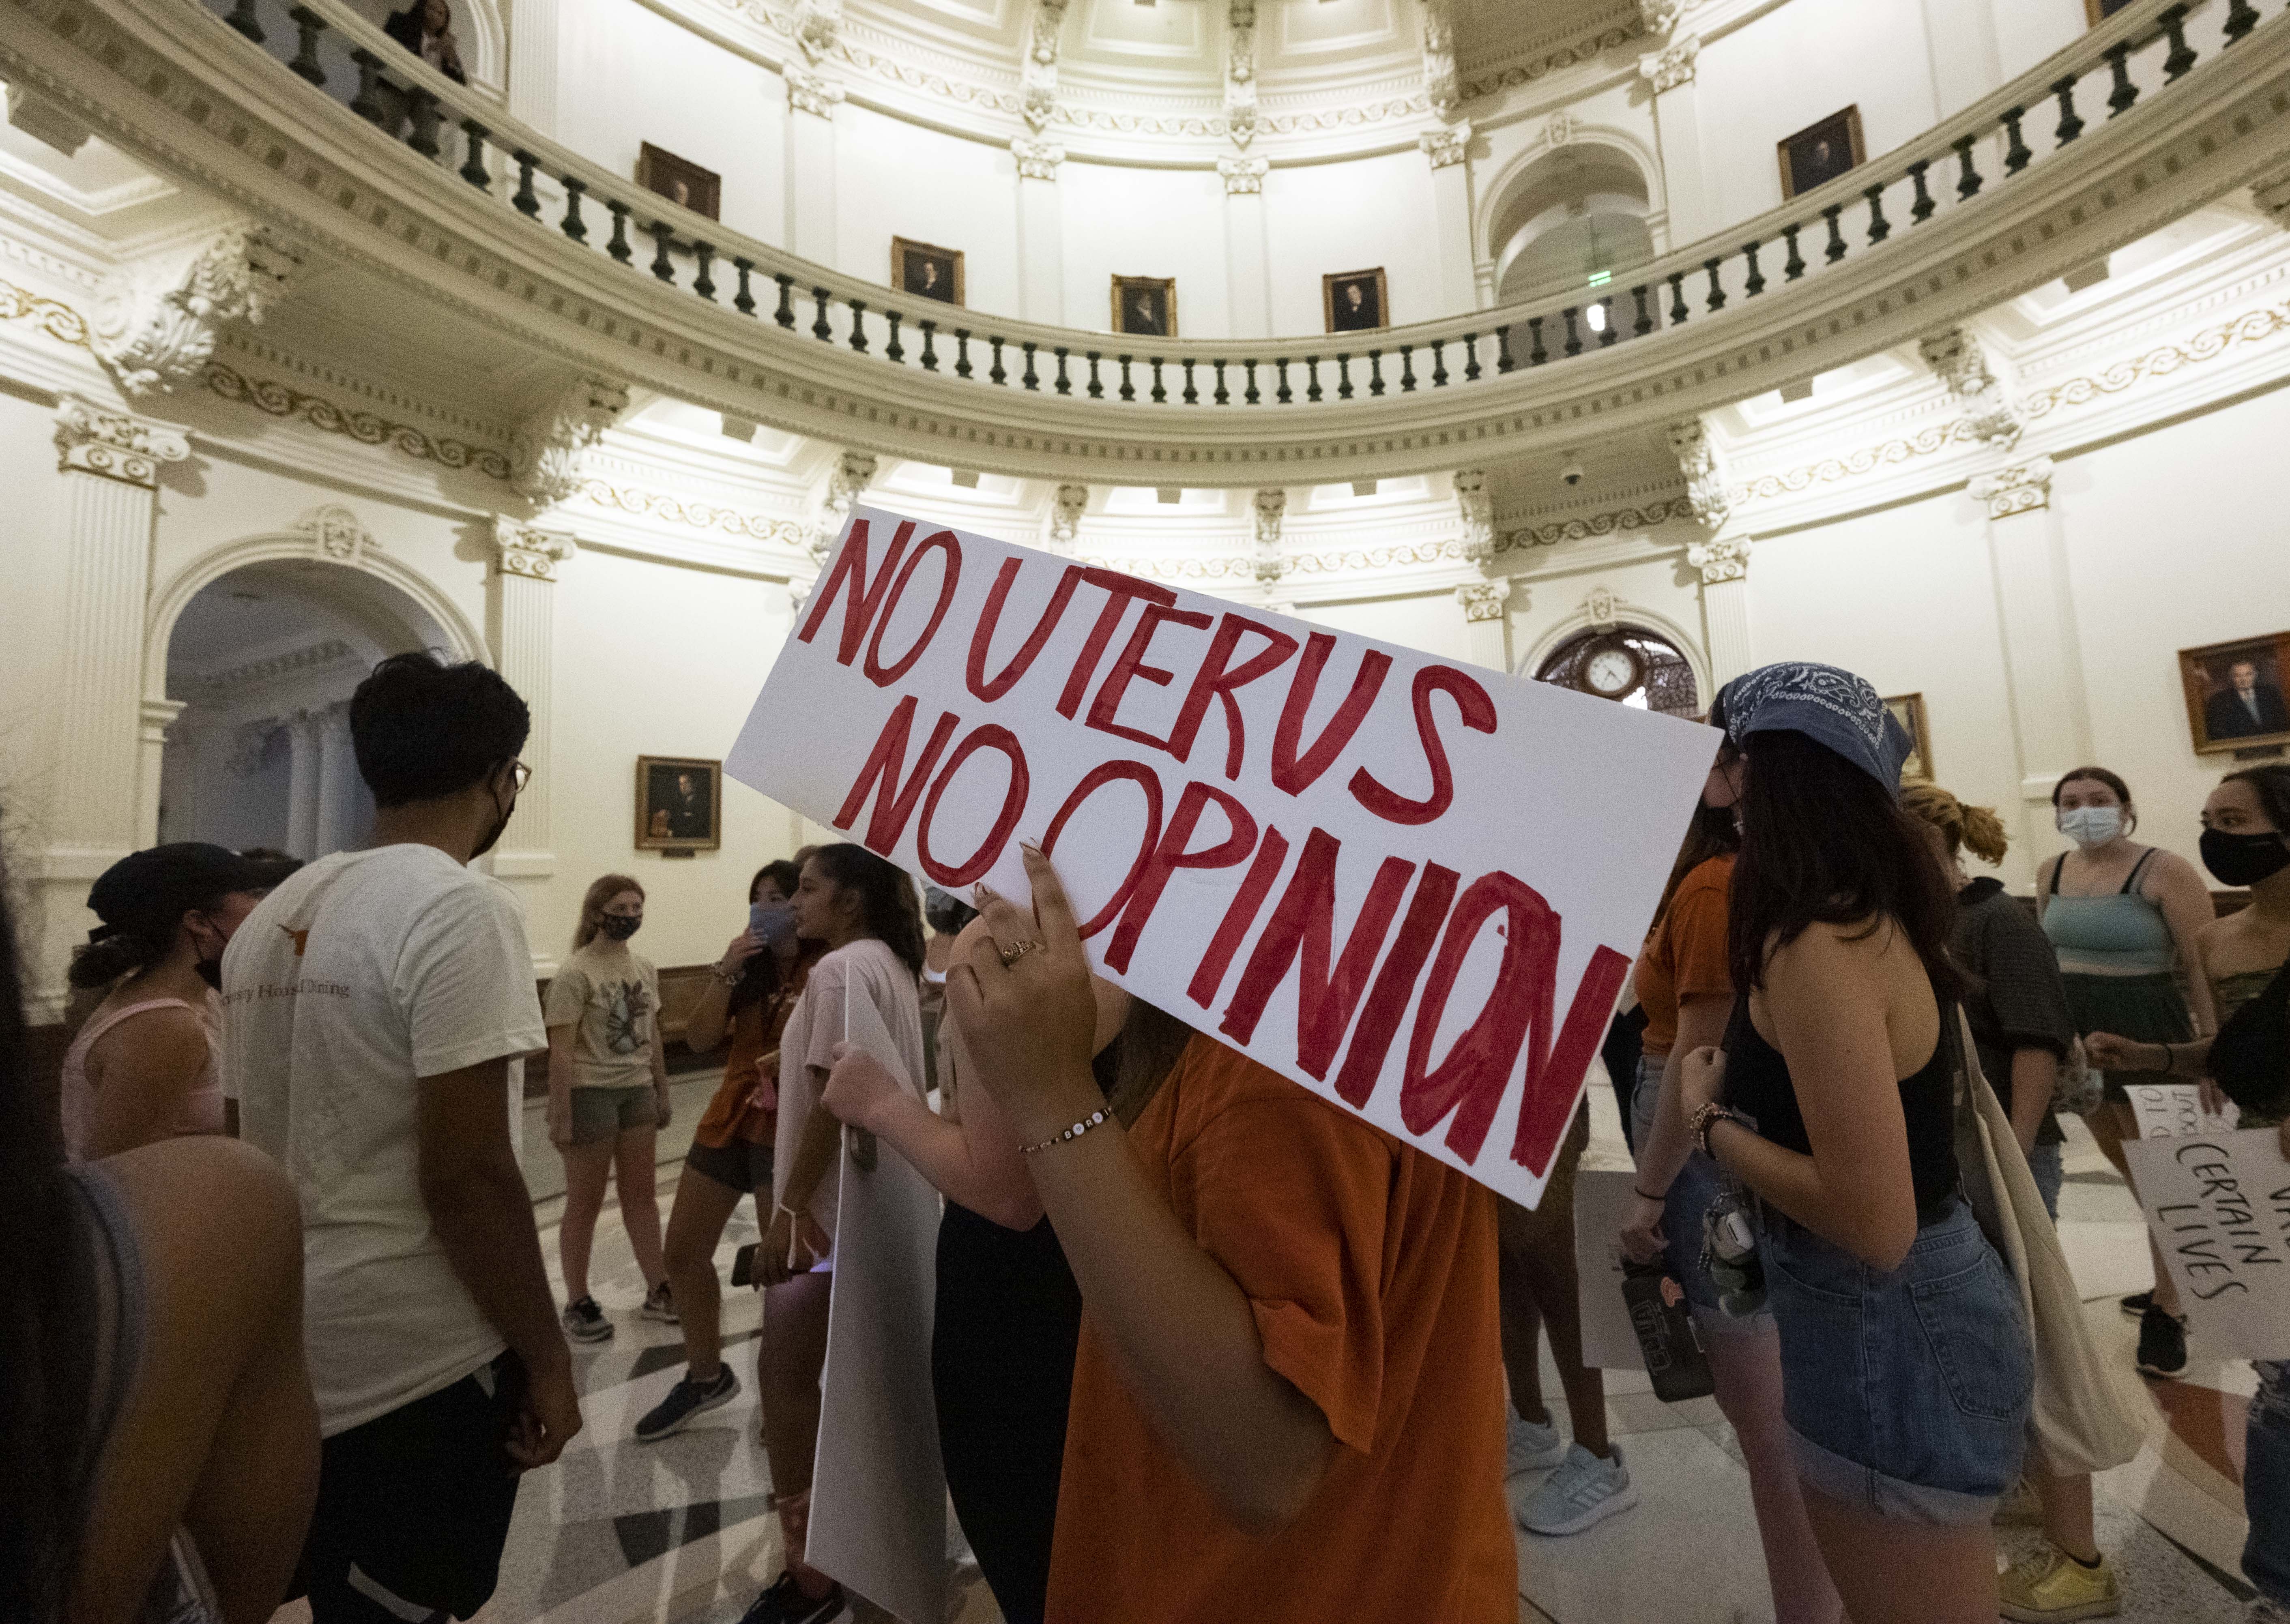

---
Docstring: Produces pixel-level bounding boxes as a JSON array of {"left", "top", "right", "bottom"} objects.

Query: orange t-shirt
[
  {"left": 1045, "top": 1036, "right": 1514, "bottom": 1624},
  {"left": 691, "top": 955, "right": 812, "bottom": 1150},
  {"left": 1635, "top": 854, "right": 1734, "bottom": 1058}
]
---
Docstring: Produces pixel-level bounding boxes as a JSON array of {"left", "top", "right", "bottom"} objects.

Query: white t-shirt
[
  {"left": 773, "top": 936, "right": 927, "bottom": 1250},
  {"left": 221, "top": 843, "right": 546, "bottom": 1436}
]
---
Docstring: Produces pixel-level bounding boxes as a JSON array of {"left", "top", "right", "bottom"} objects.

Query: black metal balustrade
[{"left": 208, "top": 0, "right": 2271, "bottom": 408}]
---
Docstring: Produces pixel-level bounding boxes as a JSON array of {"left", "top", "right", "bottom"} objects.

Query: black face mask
[
  {"left": 193, "top": 957, "right": 223, "bottom": 991},
  {"left": 598, "top": 915, "right": 642, "bottom": 942},
  {"left": 2200, "top": 827, "right": 2290, "bottom": 888}
]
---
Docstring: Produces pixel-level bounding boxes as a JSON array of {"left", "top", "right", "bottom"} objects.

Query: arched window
[{"left": 1536, "top": 628, "right": 1698, "bottom": 717}]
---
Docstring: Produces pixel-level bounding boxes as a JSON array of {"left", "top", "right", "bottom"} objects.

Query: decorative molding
[
  {"left": 204, "top": 363, "right": 513, "bottom": 480},
  {"left": 1543, "top": 109, "right": 1576, "bottom": 150},
  {"left": 291, "top": 502, "right": 379, "bottom": 563},
  {"left": 194, "top": 636, "right": 355, "bottom": 697},
  {"left": 786, "top": 65, "right": 845, "bottom": 118},
  {"left": 1225, "top": 0, "right": 1258, "bottom": 150},
  {"left": 814, "top": 448, "right": 877, "bottom": 561},
  {"left": 1460, "top": 22, "right": 1642, "bottom": 102},
  {"left": 1456, "top": 577, "right": 1511, "bottom": 622},
  {"left": 1583, "top": 584, "right": 1622, "bottom": 630},
  {"left": 1496, "top": 499, "right": 1686, "bottom": 553},
  {"left": 510, "top": 375, "right": 629, "bottom": 507},
  {"left": 1967, "top": 456, "right": 2055, "bottom": 519},
  {"left": 1078, "top": 551, "right": 1253, "bottom": 583},
  {"left": 1917, "top": 326, "right": 2024, "bottom": 448},
  {"left": 1218, "top": 156, "right": 1268, "bottom": 196},
  {"left": 1285, "top": 535, "right": 1461, "bottom": 575},
  {"left": 7, "top": 80, "right": 91, "bottom": 156},
  {"left": 90, "top": 224, "right": 301, "bottom": 398},
  {"left": 1637, "top": 0, "right": 1688, "bottom": 38},
  {"left": 791, "top": 0, "right": 839, "bottom": 64},
  {"left": 1420, "top": 0, "right": 1461, "bottom": 123},
  {"left": 0, "top": 273, "right": 91, "bottom": 347},
  {"left": 1669, "top": 417, "right": 1731, "bottom": 529},
  {"left": 576, "top": 478, "right": 809, "bottom": 545},
  {"left": 2021, "top": 298, "right": 2290, "bottom": 420},
  {"left": 52, "top": 393, "right": 189, "bottom": 486},
  {"left": 1048, "top": 482, "right": 1087, "bottom": 551},
  {"left": 1251, "top": 486, "right": 1287, "bottom": 585},
  {"left": 490, "top": 513, "right": 576, "bottom": 580},
  {"left": 1420, "top": 122, "right": 1472, "bottom": 171},
  {"left": 2255, "top": 161, "right": 2290, "bottom": 227},
  {"left": 1638, "top": 34, "right": 1699, "bottom": 94},
  {"left": 1011, "top": 136, "right": 1065, "bottom": 182},
  {"left": 1453, "top": 468, "right": 1493, "bottom": 564},
  {"left": 1021, "top": 0, "right": 1069, "bottom": 135},
  {"left": 1685, "top": 532, "right": 1750, "bottom": 584}
]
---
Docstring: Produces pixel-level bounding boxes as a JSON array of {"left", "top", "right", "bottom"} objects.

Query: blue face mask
[{"left": 750, "top": 901, "right": 796, "bottom": 945}]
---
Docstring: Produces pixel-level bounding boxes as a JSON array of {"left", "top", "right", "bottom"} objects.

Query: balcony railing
[{"left": 205, "top": 0, "right": 2277, "bottom": 411}]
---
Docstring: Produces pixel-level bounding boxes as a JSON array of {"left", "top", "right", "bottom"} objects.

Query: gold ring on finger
[{"left": 997, "top": 938, "right": 1042, "bottom": 968}]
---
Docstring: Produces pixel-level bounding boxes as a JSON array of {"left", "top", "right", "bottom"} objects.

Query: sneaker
[
  {"left": 633, "top": 1365, "right": 739, "bottom": 1442},
  {"left": 2135, "top": 1305, "right": 2188, "bottom": 1379},
  {"left": 1506, "top": 1412, "right": 1567, "bottom": 1478},
  {"left": 1517, "top": 1443, "right": 1639, "bottom": 1536},
  {"left": 640, "top": 1281, "right": 679, "bottom": 1324},
  {"left": 737, "top": 1573, "right": 845, "bottom": 1624},
  {"left": 1999, "top": 1544, "right": 2121, "bottom": 1622},
  {"left": 562, "top": 1296, "right": 613, "bottom": 1344},
  {"left": 1998, "top": 1476, "right": 2043, "bottom": 1527},
  {"left": 2118, "top": 1289, "right": 2154, "bottom": 1320}
]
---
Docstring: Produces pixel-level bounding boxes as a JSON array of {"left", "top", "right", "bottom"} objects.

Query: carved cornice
[
  {"left": 1251, "top": 486, "right": 1287, "bottom": 584},
  {"left": 1020, "top": 0, "right": 1069, "bottom": 135},
  {"left": 1, "top": 274, "right": 90, "bottom": 347},
  {"left": 1225, "top": 0, "right": 1257, "bottom": 150},
  {"left": 1453, "top": 468, "right": 1493, "bottom": 564},
  {"left": 1420, "top": 0, "right": 1460, "bottom": 124},
  {"left": 90, "top": 223, "right": 300, "bottom": 397},
  {"left": 1668, "top": 417, "right": 1731, "bottom": 529},
  {"left": 53, "top": 392, "right": 189, "bottom": 485},
  {"left": 1459, "top": 21, "right": 1643, "bottom": 102},
  {"left": 1968, "top": 456, "right": 2054, "bottom": 519},
  {"left": 206, "top": 362, "right": 513, "bottom": 480},
  {"left": 1917, "top": 325, "right": 2024, "bottom": 448},
  {"left": 1496, "top": 499, "right": 1686, "bottom": 552},
  {"left": 2021, "top": 297, "right": 2290, "bottom": 420},
  {"left": 193, "top": 636, "right": 354, "bottom": 696},
  {"left": 1456, "top": 577, "right": 1511, "bottom": 622},
  {"left": 511, "top": 375, "right": 629, "bottom": 507},
  {"left": 814, "top": 448, "right": 876, "bottom": 561},
  {"left": 577, "top": 477, "right": 810, "bottom": 545},
  {"left": 491, "top": 513, "right": 576, "bottom": 579}
]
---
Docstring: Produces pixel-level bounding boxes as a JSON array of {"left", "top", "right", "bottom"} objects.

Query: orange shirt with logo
[
  {"left": 1045, "top": 1034, "right": 1515, "bottom": 1624},
  {"left": 1634, "top": 854, "right": 1735, "bottom": 1058}
]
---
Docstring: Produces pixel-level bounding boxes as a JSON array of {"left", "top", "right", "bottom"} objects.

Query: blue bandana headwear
[{"left": 1713, "top": 662, "right": 1912, "bottom": 793}]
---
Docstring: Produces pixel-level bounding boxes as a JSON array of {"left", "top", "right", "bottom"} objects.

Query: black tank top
[{"left": 1722, "top": 978, "right": 1961, "bottom": 1218}]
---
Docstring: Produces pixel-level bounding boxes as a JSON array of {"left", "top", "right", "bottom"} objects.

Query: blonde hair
[
  {"left": 1899, "top": 783, "right": 2010, "bottom": 867},
  {"left": 572, "top": 873, "right": 645, "bottom": 951}
]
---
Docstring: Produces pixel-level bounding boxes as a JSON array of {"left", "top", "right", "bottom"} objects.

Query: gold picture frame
[
  {"left": 1322, "top": 267, "right": 1388, "bottom": 334},
  {"left": 1777, "top": 106, "right": 1866, "bottom": 200},
  {"left": 1884, "top": 694, "right": 1933, "bottom": 784},
  {"left": 636, "top": 142, "right": 721, "bottom": 221},
  {"left": 2180, "top": 634, "right": 2290, "bottom": 756},
  {"left": 1111, "top": 275, "right": 1176, "bottom": 338},
  {"left": 635, "top": 756, "right": 722, "bottom": 851},
  {"left": 892, "top": 236, "right": 965, "bottom": 307}
]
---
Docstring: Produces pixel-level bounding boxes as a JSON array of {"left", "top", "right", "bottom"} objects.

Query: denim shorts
[
  {"left": 1759, "top": 1197, "right": 2031, "bottom": 1525},
  {"left": 1632, "top": 1055, "right": 1773, "bottom": 1336},
  {"left": 567, "top": 1084, "right": 655, "bottom": 1147}
]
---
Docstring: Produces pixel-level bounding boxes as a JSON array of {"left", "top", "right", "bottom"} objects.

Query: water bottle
[
  {"left": 1621, "top": 1260, "right": 1715, "bottom": 1403},
  {"left": 1702, "top": 1190, "right": 1766, "bottom": 1318}
]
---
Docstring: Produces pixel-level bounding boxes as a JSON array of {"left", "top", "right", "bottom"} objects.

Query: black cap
[{"left": 85, "top": 843, "right": 292, "bottom": 943}]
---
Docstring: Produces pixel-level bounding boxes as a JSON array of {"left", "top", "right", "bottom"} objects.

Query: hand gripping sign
[{"left": 729, "top": 508, "right": 1716, "bottom": 1208}]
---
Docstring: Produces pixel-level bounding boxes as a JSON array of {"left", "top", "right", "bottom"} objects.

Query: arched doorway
[
  {"left": 1484, "top": 144, "right": 1657, "bottom": 311},
  {"left": 156, "top": 558, "right": 456, "bottom": 858},
  {"left": 1535, "top": 626, "right": 1700, "bottom": 717}
]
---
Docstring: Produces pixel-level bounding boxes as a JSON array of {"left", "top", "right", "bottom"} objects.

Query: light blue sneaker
[
  {"left": 1505, "top": 1412, "right": 1566, "bottom": 1478},
  {"left": 1518, "top": 1443, "right": 1639, "bottom": 1536}
]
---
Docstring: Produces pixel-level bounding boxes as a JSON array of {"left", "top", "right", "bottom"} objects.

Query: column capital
[
  {"left": 1419, "top": 123, "right": 1472, "bottom": 171},
  {"left": 1012, "top": 136, "right": 1066, "bottom": 181},
  {"left": 1686, "top": 533, "right": 1751, "bottom": 584},
  {"left": 1218, "top": 156, "right": 1269, "bottom": 195},
  {"left": 1638, "top": 33, "right": 1700, "bottom": 92},
  {"left": 1968, "top": 456, "right": 2056, "bottom": 519},
  {"left": 53, "top": 393, "right": 189, "bottom": 486},
  {"left": 1048, "top": 483, "right": 1087, "bottom": 551},
  {"left": 1456, "top": 579, "right": 1512, "bottom": 622},
  {"left": 490, "top": 514, "right": 577, "bottom": 581},
  {"left": 786, "top": 65, "right": 845, "bottom": 119}
]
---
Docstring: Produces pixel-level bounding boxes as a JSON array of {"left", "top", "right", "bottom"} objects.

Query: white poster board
[
  {"left": 728, "top": 509, "right": 1714, "bottom": 1208},
  {"left": 1574, "top": 1168, "right": 1647, "bottom": 1372},
  {"left": 2125, "top": 1128, "right": 2290, "bottom": 1362},
  {"left": 2126, "top": 1081, "right": 2240, "bottom": 1139}
]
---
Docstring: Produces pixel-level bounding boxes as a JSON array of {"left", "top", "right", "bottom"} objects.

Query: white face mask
[{"left": 2057, "top": 805, "right": 2125, "bottom": 848}]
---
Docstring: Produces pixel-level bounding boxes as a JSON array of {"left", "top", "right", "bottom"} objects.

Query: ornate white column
[
  {"left": 1220, "top": 158, "right": 1272, "bottom": 339},
  {"left": 1968, "top": 457, "right": 2090, "bottom": 854},
  {"left": 1637, "top": 35, "right": 1712, "bottom": 247},
  {"left": 136, "top": 698, "right": 185, "bottom": 850},
  {"left": 1012, "top": 138, "right": 1066, "bottom": 324},
  {"left": 507, "top": 0, "right": 562, "bottom": 133},
  {"left": 1456, "top": 579, "right": 1513, "bottom": 672},
  {"left": 487, "top": 517, "right": 573, "bottom": 893},
  {"left": 1688, "top": 535, "right": 1755, "bottom": 685},
  {"left": 784, "top": 69, "right": 844, "bottom": 263},
  {"left": 284, "top": 709, "right": 325, "bottom": 860},
  {"left": 33, "top": 396, "right": 191, "bottom": 1010},
  {"left": 1420, "top": 124, "right": 1477, "bottom": 314},
  {"left": 315, "top": 701, "right": 359, "bottom": 856}
]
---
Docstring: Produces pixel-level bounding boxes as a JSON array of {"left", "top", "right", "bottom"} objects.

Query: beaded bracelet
[{"left": 1023, "top": 1107, "right": 1111, "bottom": 1156}]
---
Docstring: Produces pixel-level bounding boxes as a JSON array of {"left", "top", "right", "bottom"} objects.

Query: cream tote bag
[{"left": 1948, "top": 1008, "right": 2147, "bottom": 1475}]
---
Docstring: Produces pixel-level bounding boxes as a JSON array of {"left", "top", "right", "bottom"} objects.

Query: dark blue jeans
[{"left": 2249, "top": 1360, "right": 2290, "bottom": 1607}]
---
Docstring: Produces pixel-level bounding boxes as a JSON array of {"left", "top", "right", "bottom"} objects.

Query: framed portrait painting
[
  {"left": 1777, "top": 107, "right": 1865, "bottom": 200},
  {"left": 893, "top": 237, "right": 965, "bottom": 307},
  {"left": 1112, "top": 275, "right": 1176, "bottom": 339},
  {"left": 1884, "top": 694, "right": 1933, "bottom": 784},
  {"left": 637, "top": 143, "right": 721, "bottom": 221},
  {"left": 1323, "top": 268, "right": 1388, "bottom": 334},
  {"left": 636, "top": 756, "right": 722, "bottom": 850},
  {"left": 2180, "top": 634, "right": 2290, "bottom": 755}
]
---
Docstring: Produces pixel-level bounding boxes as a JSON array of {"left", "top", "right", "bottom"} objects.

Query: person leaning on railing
[{"left": 383, "top": 0, "right": 465, "bottom": 84}]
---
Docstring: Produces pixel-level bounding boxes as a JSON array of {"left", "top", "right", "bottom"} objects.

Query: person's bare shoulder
[{"left": 101, "top": 1136, "right": 302, "bottom": 1273}]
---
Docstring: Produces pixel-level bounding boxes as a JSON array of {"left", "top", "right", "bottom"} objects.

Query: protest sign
[
  {"left": 728, "top": 508, "right": 1715, "bottom": 1207},
  {"left": 1575, "top": 1168, "right": 1648, "bottom": 1372},
  {"left": 2126, "top": 1081, "right": 2240, "bottom": 1139},
  {"left": 2125, "top": 1128, "right": 2290, "bottom": 1361}
]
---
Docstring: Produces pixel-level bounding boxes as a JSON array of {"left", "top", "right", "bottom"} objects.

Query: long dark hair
[
  {"left": 730, "top": 860, "right": 805, "bottom": 1016},
  {"left": 0, "top": 833, "right": 99, "bottom": 1616},
  {"left": 2223, "top": 763, "right": 2290, "bottom": 833},
  {"left": 1727, "top": 728, "right": 1964, "bottom": 1000},
  {"left": 806, "top": 844, "right": 926, "bottom": 976},
  {"left": 1653, "top": 798, "right": 1741, "bottom": 927}
]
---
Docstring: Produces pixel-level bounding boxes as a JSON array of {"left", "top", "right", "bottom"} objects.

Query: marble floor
[{"left": 271, "top": 1071, "right": 2264, "bottom": 1624}]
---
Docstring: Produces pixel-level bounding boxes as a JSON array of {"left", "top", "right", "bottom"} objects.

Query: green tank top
[{"left": 2042, "top": 849, "right": 2174, "bottom": 975}]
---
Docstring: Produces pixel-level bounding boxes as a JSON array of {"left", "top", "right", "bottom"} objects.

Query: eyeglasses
[{"left": 505, "top": 760, "right": 532, "bottom": 793}]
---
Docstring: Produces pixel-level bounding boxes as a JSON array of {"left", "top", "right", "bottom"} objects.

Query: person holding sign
[
  {"left": 741, "top": 844, "right": 928, "bottom": 1624},
  {"left": 1678, "top": 663, "right": 2032, "bottom": 1624},
  {"left": 2087, "top": 764, "right": 2290, "bottom": 1622},
  {"left": 944, "top": 843, "right": 1515, "bottom": 1624}
]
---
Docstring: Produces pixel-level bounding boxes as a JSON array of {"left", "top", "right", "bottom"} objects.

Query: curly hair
[{"left": 1899, "top": 783, "right": 2011, "bottom": 867}]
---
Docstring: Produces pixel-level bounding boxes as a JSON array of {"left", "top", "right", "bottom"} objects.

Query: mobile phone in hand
[{"left": 731, "top": 1241, "right": 759, "bottom": 1288}]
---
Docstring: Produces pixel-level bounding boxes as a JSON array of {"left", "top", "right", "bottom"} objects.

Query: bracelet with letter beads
[{"left": 1023, "top": 1107, "right": 1111, "bottom": 1156}]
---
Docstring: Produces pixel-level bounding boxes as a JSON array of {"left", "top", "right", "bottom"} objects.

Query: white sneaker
[
  {"left": 1505, "top": 1412, "right": 1567, "bottom": 1478},
  {"left": 1518, "top": 1443, "right": 1639, "bottom": 1536}
]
